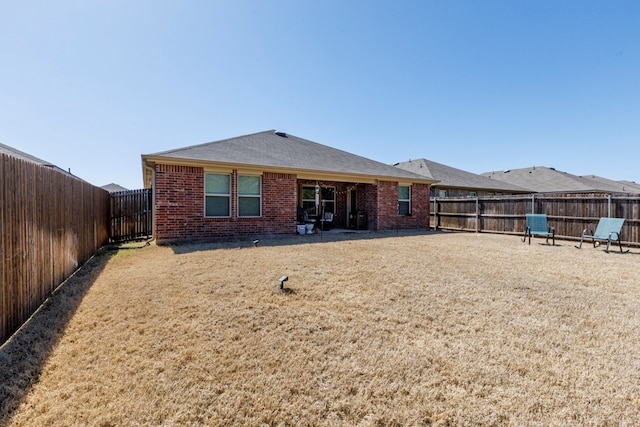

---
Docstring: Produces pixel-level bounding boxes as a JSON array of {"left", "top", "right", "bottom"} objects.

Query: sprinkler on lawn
[{"left": 278, "top": 275, "right": 288, "bottom": 290}]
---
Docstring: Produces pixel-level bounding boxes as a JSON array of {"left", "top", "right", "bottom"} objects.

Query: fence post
[
  {"left": 531, "top": 194, "right": 535, "bottom": 214},
  {"left": 432, "top": 197, "right": 438, "bottom": 230},
  {"left": 475, "top": 197, "right": 479, "bottom": 232}
]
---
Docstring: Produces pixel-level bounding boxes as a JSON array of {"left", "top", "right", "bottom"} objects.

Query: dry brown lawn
[{"left": 1, "top": 231, "right": 640, "bottom": 426}]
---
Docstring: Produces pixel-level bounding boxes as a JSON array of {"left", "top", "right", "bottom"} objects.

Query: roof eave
[{"left": 141, "top": 155, "right": 438, "bottom": 186}]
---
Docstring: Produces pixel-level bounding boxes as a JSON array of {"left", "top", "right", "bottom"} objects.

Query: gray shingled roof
[
  {"left": 1, "top": 142, "right": 54, "bottom": 166},
  {"left": 578, "top": 175, "right": 640, "bottom": 194},
  {"left": 101, "top": 183, "right": 129, "bottom": 193},
  {"left": 144, "top": 130, "right": 436, "bottom": 183},
  {"left": 394, "top": 159, "right": 530, "bottom": 193},
  {"left": 481, "top": 166, "right": 640, "bottom": 194},
  {"left": 618, "top": 180, "right": 640, "bottom": 192},
  {"left": 0, "top": 142, "right": 68, "bottom": 174}
]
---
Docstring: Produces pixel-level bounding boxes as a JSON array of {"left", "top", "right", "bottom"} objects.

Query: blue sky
[{"left": 1, "top": 1, "right": 638, "bottom": 190}]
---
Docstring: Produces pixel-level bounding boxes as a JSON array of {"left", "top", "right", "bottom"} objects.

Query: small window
[
  {"left": 205, "top": 173, "right": 230, "bottom": 217},
  {"left": 398, "top": 185, "right": 411, "bottom": 216},
  {"left": 238, "top": 175, "right": 261, "bottom": 217}
]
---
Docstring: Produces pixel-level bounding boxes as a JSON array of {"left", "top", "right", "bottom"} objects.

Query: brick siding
[
  {"left": 154, "top": 164, "right": 297, "bottom": 243},
  {"left": 375, "top": 180, "right": 430, "bottom": 230},
  {"left": 153, "top": 164, "right": 430, "bottom": 242}
]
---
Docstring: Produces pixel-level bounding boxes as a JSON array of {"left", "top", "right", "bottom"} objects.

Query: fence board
[
  {"left": 1, "top": 154, "right": 110, "bottom": 343},
  {"left": 109, "top": 189, "right": 152, "bottom": 242},
  {"left": 432, "top": 194, "right": 640, "bottom": 246}
]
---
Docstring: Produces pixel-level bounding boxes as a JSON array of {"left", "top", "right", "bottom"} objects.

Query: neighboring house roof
[
  {"left": 2, "top": 142, "right": 51, "bottom": 166},
  {"left": 142, "top": 130, "right": 438, "bottom": 186},
  {"left": 0, "top": 142, "right": 70, "bottom": 175},
  {"left": 394, "top": 158, "right": 530, "bottom": 193},
  {"left": 101, "top": 183, "right": 129, "bottom": 193},
  {"left": 618, "top": 180, "right": 640, "bottom": 192},
  {"left": 481, "top": 166, "right": 640, "bottom": 194},
  {"left": 578, "top": 176, "right": 640, "bottom": 195}
]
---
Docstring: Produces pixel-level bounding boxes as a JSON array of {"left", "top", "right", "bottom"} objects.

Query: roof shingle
[
  {"left": 395, "top": 159, "right": 530, "bottom": 193},
  {"left": 481, "top": 166, "right": 640, "bottom": 194},
  {"left": 145, "top": 130, "right": 436, "bottom": 183}
]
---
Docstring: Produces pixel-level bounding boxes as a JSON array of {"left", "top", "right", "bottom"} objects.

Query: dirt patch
[{"left": 2, "top": 231, "right": 640, "bottom": 425}]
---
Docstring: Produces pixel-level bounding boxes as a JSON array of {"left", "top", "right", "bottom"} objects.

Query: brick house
[{"left": 141, "top": 130, "right": 437, "bottom": 243}]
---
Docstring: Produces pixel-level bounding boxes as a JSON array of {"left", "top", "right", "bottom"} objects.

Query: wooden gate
[{"left": 110, "top": 189, "right": 152, "bottom": 242}]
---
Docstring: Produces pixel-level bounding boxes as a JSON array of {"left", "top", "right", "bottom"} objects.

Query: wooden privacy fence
[
  {"left": 431, "top": 193, "right": 640, "bottom": 246},
  {"left": 1, "top": 154, "right": 110, "bottom": 343},
  {"left": 110, "top": 189, "right": 152, "bottom": 242}
]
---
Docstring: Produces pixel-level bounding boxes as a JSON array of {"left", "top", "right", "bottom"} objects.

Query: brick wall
[
  {"left": 375, "top": 180, "right": 431, "bottom": 231},
  {"left": 154, "top": 164, "right": 297, "bottom": 243},
  {"left": 153, "top": 164, "right": 430, "bottom": 241}
]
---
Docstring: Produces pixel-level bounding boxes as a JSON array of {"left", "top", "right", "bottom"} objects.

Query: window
[
  {"left": 301, "top": 185, "right": 317, "bottom": 214},
  {"left": 398, "top": 185, "right": 411, "bottom": 215},
  {"left": 205, "top": 173, "right": 230, "bottom": 217},
  {"left": 301, "top": 185, "right": 335, "bottom": 216},
  {"left": 238, "top": 175, "right": 261, "bottom": 217},
  {"left": 320, "top": 186, "right": 335, "bottom": 214}
]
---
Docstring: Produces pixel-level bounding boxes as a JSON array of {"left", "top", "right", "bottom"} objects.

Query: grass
[{"left": 1, "top": 231, "right": 640, "bottom": 426}]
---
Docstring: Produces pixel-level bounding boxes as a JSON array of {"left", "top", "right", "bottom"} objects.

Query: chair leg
[
  {"left": 575, "top": 231, "right": 586, "bottom": 249},
  {"left": 617, "top": 240, "right": 629, "bottom": 253}
]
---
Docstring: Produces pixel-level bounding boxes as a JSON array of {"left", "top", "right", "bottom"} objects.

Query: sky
[{"left": 1, "top": 1, "right": 638, "bottom": 190}]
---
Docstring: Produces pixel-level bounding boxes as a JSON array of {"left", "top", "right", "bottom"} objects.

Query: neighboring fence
[
  {"left": 431, "top": 193, "right": 640, "bottom": 246},
  {"left": 110, "top": 189, "right": 152, "bottom": 242},
  {"left": 1, "top": 154, "right": 110, "bottom": 343}
]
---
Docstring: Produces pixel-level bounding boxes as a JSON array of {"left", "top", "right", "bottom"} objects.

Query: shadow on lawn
[
  {"left": 0, "top": 248, "right": 115, "bottom": 425},
  {"left": 167, "top": 228, "right": 442, "bottom": 254}
]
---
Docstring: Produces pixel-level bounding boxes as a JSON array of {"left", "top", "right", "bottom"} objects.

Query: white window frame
[
  {"left": 301, "top": 185, "right": 318, "bottom": 216},
  {"left": 320, "top": 186, "right": 336, "bottom": 214},
  {"left": 398, "top": 185, "right": 411, "bottom": 216},
  {"left": 238, "top": 175, "right": 262, "bottom": 218},
  {"left": 204, "top": 173, "right": 231, "bottom": 218}
]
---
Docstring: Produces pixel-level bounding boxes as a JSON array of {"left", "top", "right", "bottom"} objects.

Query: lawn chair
[
  {"left": 522, "top": 214, "right": 555, "bottom": 245},
  {"left": 320, "top": 212, "right": 334, "bottom": 230},
  {"left": 575, "top": 217, "right": 628, "bottom": 253}
]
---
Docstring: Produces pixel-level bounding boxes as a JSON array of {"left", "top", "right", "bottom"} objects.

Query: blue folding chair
[
  {"left": 522, "top": 214, "right": 555, "bottom": 245},
  {"left": 576, "top": 217, "right": 628, "bottom": 253}
]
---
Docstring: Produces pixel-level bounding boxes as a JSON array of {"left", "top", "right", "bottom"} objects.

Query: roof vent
[{"left": 274, "top": 131, "right": 287, "bottom": 137}]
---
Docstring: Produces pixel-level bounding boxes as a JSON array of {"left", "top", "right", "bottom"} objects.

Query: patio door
[{"left": 347, "top": 188, "right": 357, "bottom": 228}]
